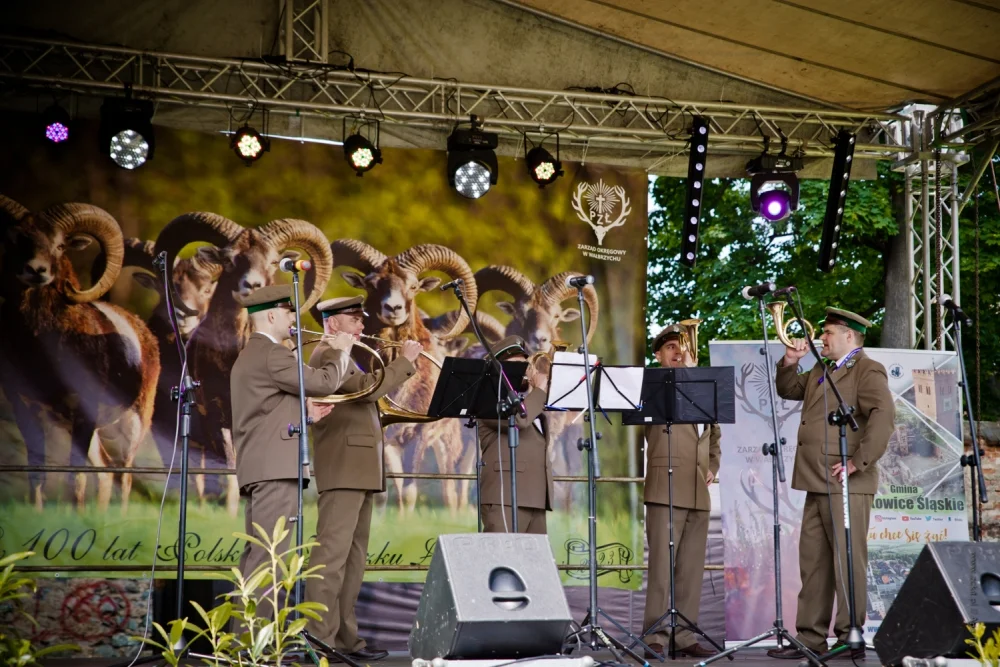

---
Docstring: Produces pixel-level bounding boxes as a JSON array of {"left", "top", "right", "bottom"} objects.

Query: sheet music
[
  {"left": 598, "top": 366, "right": 644, "bottom": 410},
  {"left": 547, "top": 351, "right": 599, "bottom": 410}
]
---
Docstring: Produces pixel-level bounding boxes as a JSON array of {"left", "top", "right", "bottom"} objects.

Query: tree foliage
[{"left": 647, "top": 156, "right": 1000, "bottom": 421}]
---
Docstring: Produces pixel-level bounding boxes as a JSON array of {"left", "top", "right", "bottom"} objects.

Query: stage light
[
  {"left": 231, "top": 125, "right": 269, "bottom": 166},
  {"left": 681, "top": 116, "right": 709, "bottom": 267},
  {"left": 344, "top": 134, "right": 382, "bottom": 176},
  {"left": 525, "top": 143, "right": 562, "bottom": 188},
  {"left": 100, "top": 88, "right": 155, "bottom": 170},
  {"left": 747, "top": 148, "right": 802, "bottom": 224},
  {"left": 818, "top": 130, "right": 856, "bottom": 272},
  {"left": 42, "top": 104, "right": 71, "bottom": 143},
  {"left": 448, "top": 116, "right": 498, "bottom": 199}
]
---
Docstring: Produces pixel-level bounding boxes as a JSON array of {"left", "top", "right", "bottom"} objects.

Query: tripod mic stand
[
  {"left": 444, "top": 280, "right": 526, "bottom": 532},
  {"left": 785, "top": 292, "right": 864, "bottom": 658},
  {"left": 561, "top": 279, "right": 650, "bottom": 666},
  {"left": 285, "top": 269, "right": 360, "bottom": 667},
  {"left": 697, "top": 294, "right": 823, "bottom": 667},
  {"left": 951, "top": 307, "right": 986, "bottom": 541},
  {"left": 637, "top": 420, "right": 727, "bottom": 662}
]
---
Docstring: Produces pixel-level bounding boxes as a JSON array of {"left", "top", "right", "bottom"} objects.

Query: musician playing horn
[
  {"left": 305, "top": 295, "right": 420, "bottom": 663},
  {"left": 767, "top": 307, "right": 894, "bottom": 662},
  {"left": 642, "top": 323, "right": 720, "bottom": 659},
  {"left": 230, "top": 285, "right": 355, "bottom": 621},
  {"left": 477, "top": 335, "right": 555, "bottom": 534}
]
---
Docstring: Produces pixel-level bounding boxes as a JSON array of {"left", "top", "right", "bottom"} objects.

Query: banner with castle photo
[
  {"left": 709, "top": 341, "right": 969, "bottom": 642},
  {"left": 0, "top": 111, "right": 646, "bottom": 590}
]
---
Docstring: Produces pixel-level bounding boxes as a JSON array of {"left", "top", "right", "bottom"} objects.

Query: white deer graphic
[{"left": 571, "top": 180, "right": 631, "bottom": 246}]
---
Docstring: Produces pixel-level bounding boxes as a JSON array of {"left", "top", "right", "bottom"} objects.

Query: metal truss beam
[
  {"left": 906, "top": 160, "right": 960, "bottom": 352},
  {"left": 0, "top": 34, "right": 908, "bottom": 160},
  {"left": 280, "top": 0, "right": 329, "bottom": 64},
  {"left": 932, "top": 75, "right": 1000, "bottom": 147}
]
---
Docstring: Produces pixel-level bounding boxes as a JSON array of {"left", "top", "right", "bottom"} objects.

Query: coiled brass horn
[
  {"left": 294, "top": 329, "right": 443, "bottom": 425},
  {"left": 766, "top": 301, "right": 816, "bottom": 347},
  {"left": 295, "top": 330, "right": 386, "bottom": 404},
  {"left": 677, "top": 318, "right": 702, "bottom": 364}
]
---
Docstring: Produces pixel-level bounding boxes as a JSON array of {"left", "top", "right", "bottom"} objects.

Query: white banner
[{"left": 709, "top": 341, "right": 969, "bottom": 643}]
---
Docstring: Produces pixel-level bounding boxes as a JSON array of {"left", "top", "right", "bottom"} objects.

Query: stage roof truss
[{"left": 0, "top": 34, "right": 908, "bottom": 161}]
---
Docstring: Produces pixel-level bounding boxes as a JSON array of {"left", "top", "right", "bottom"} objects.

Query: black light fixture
[
  {"left": 42, "top": 103, "right": 71, "bottom": 144},
  {"left": 746, "top": 140, "right": 802, "bottom": 223},
  {"left": 232, "top": 125, "right": 269, "bottom": 166},
  {"left": 818, "top": 130, "right": 856, "bottom": 272},
  {"left": 447, "top": 115, "right": 498, "bottom": 199},
  {"left": 524, "top": 133, "right": 563, "bottom": 188},
  {"left": 100, "top": 84, "right": 155, "bottom": 170},
  {"left": 680, "top": 116, "right": 709, "bottom": 267},
  {"left": 343, "top": 118, "right": 382, "bottom": 176}
]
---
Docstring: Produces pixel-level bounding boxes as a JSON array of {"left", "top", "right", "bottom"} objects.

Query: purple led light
[
  {"left": 46, "top": 122, "right": 69, "bottom": 143},
  {"left": 758, "top": 189, "right": 791, "bottom": 222}
]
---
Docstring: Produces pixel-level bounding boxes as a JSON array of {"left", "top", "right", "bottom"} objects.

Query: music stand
[
  {"left": 547, "top": 354, "right": 651, "bottom": 664},
  {"left": 428, "top": 356, "right": 528, "bottom": 531},
  {"left": 623, "top": 366, "right": 735, "bottom": 661}
]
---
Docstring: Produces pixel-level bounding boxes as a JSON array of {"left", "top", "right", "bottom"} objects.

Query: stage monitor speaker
[
  {"left": 873, "top": 541, "right": 1000, "bottom": 667},
  {"left": 408, "top": 533, "right": 572, "bottom": 660}
]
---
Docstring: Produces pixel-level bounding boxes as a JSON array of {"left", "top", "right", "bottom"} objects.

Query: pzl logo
[
  {"left": 571, "top": 179, "right": 631, "bottom": 246},
  {"left": 889, "top": 364, "right": 903, "bottom": 379}
]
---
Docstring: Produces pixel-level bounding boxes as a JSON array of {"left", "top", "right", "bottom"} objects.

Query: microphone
[
  {"left": 772, "top": 285, "right": 797, "bottom": 297},
  {"left": 566, "top": 275, "right": 595, "bottom": 288},
  {"left": 279, "top": 258, "right": 312, "bottom": 272},
  {"left": 741, "top": 281, "right": 776, "bottom": 300},
  {"left": 152, "top": 250, "right": 168, "bottom": 274},
  {"left": 934, "top": 294, "right": 972, "bottom": 326},
  {"left": 439, "top": 278, "right": 463, "bottom": 291}
]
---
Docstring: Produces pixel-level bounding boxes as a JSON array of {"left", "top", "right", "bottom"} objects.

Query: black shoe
[
  {"left": 767, "top": 647, "right": 806, "bottom": 660},
  {"left": 348, "top": 646, "right": 389, "bottom": 661},
  {"left": 828, "top": 641, "right": 866, "bottom": 660}
]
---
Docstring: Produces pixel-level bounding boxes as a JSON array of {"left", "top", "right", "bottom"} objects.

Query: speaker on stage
[
  {"left": 408, "top": 533, "right": 572, "bottom": 659},
  {"left": 874, "top": 542, "right": 1000, "bottom": 667}
]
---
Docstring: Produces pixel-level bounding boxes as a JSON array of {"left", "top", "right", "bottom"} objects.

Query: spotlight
[
  {"left": 747, "top": 149, "right": 802, "bottom": 223},
  {"left": 447, "top": 116, "right": 498, "bottom": 199},
  {"left": 818, "top": 130, "right": 856, "bottom": 272},
  {"left": 42, "top": 104, "right": 71, "bottom": 143},
  {"left": 231, "top": 125, "right": 269, "bottom": 166},
  {"left": 99, "top": 88, "right": 155, "bottom": 170},
  {"left": 525, "top": 138, "right": 562, "bottom": 188},
  {"left": 681, "top": 116, "right": 709, "bottom": 267},
  {"left": 343, "top": 126, "right": 382, "bottom": 176}
]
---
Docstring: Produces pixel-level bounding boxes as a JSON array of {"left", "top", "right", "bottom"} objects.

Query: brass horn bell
[
  {"left": 766, "top": 301, "right": 817, "bottom": 347},
  {"left": 677, "top": 318, "right": 702, "bottom": 364},
  {"left": 295, "top": 329, "right": 443, "bottom": 426}
]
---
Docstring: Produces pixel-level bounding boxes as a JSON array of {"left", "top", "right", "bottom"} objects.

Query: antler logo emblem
[{"left": 572, "top": 179, "right": 631, "bottom": 246}]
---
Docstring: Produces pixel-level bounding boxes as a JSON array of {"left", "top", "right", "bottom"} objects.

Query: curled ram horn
[
  {"left": 537, "top": 271, "right": 599, "bottom": 344},
  {"left": 152, "top": 212, "right": 245, "bottom": 270},
  {"left": 0, "top": 194, "right": 30, "bottom": 228},
  {"left": 395, "top": 244, "right": 478, "bottom": 340},
  {"left": 257, "top": 218, "right": 334, "bottom": 310},
  {"left": 473, "top": 264, "right": 535, "bottom": 302},
  {"left": 45, "top": 203, "right": 125, "bottom": 303}
]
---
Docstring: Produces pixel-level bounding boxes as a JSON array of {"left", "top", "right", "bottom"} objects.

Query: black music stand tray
[
  {"left": 428, "top": 356, "right": 528, "bottom": 531},
  {"left": 622, "top": 366, "right": 735, "bottom": 662}
]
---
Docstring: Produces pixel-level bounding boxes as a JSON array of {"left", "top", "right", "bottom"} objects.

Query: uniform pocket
[
  {"left": 347, "top": 434, "right": 376, "bottom": 448},
  {"left": 492, "top": 460, "right": 527, "bottom": 473}
]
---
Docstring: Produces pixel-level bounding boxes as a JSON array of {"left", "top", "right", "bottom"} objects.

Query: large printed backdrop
[{"left": 0, "top": 111, "right": 647, "bottom": 588}]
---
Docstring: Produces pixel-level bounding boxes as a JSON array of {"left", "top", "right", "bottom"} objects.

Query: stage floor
[{"left": 38, "top": 647, "right": 875, "bottom": 667}]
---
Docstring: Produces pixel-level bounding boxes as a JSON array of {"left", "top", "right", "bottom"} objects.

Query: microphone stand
[
  {"left": 951, "top": 307, "right": 986, "bottom": 541},
  {"left": 562, "top": 281, "right": 649, "bottom": 666},
  {"left": 446, "top": 281, "right": 526, "bottom": 531},
  {"left": 784, "top": 291, "right": 864, "bottom": 657},
  {"left": 285, "top": 269, "right": 360, "bottom": 667},
  {"left": 111, "top": 252, "right": 200, "bottom": 667},
  {"left": 697, "top": 292, "right": 823, "bottom": 667}
]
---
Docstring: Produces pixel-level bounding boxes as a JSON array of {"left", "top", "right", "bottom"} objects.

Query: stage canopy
[{"left": 3, "top": 0, "right": 999, "bottom": 176}]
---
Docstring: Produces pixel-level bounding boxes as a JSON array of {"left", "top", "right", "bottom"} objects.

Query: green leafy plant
[
  {"left": 137, "top": 517, "right": 330, "bottom": 666},
  {"left": 966, "top": 622, "right": 1000, "bottom": 666},
  {"left": 0, "top": 551, "right": 79, "bottom": 667}
]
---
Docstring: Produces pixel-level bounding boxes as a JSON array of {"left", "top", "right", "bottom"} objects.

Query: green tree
[{"left": 647, "top": 157, "right": 1000, "bottom": 420}]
